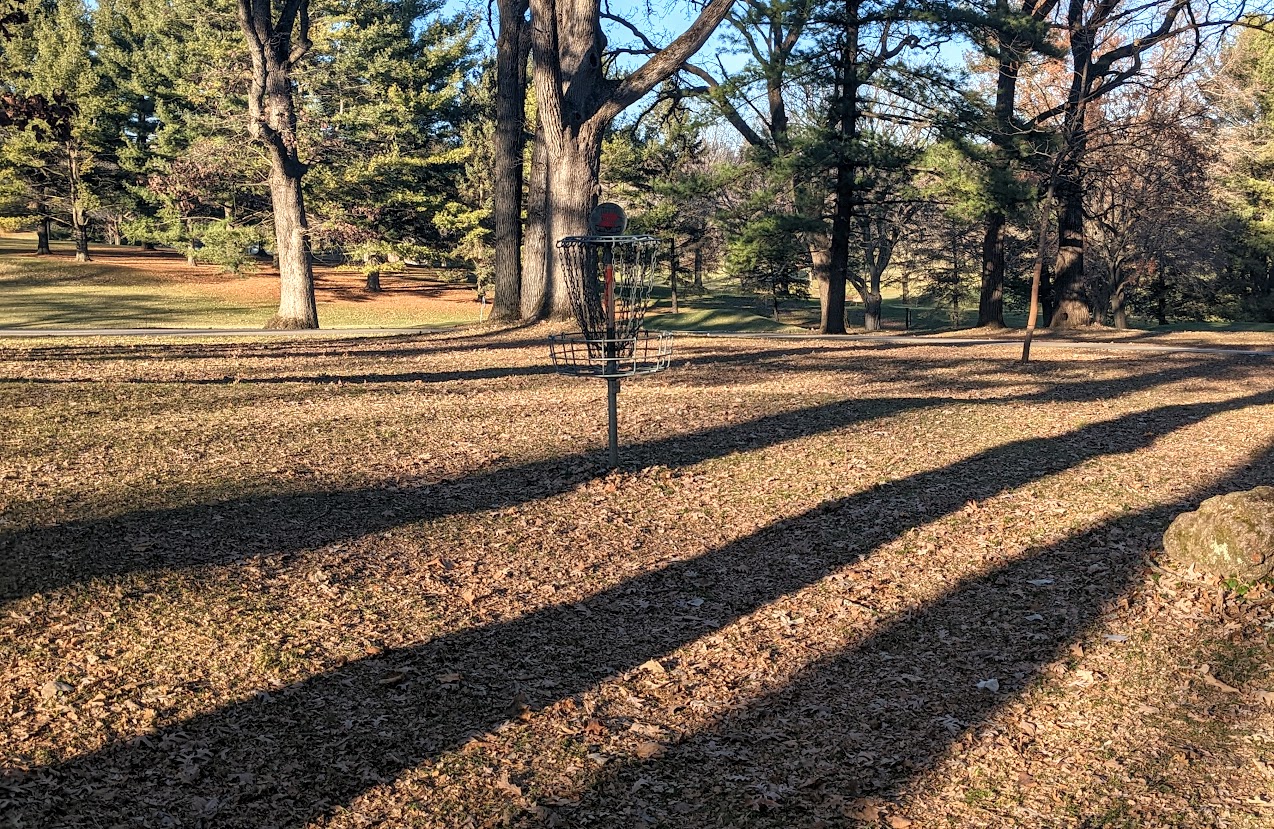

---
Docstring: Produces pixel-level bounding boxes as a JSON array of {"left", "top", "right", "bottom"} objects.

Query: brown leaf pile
[{"left": 1, "top": 326, "right": 1272, "bottom": 828}]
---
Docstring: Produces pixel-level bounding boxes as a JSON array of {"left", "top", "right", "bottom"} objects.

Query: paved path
[
  {"left": 0, "top": 327, "right": 447, "bottom": 338},
  {"left": 675, "top": 331, "right": 1274, "bottom": 357}
]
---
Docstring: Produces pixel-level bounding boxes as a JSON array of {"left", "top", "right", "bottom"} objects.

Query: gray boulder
[{"left": 1163, "top": 486, "right": 1274, "bottom": 582}]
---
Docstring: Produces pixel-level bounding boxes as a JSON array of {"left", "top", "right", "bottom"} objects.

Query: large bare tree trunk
[
  {"left": 1044, "top": 0, "right": 1190, "bottom": 330},
  {"left": 265, "top": 152, "right": 317, "bottom": 327},
  {"left": 522, "top": 0, "right": 732, "bottom": 323},
  {"left": 68, "top": 147, "right": 90, "bottom": 262},
  {"left": 822, "top": 3, "right": 860, "bottom": 335},
  {"left": 1049, "top": 168, "right": 1091, "bottom": 328},
  {"left": 491, "top": 0, "right": 530, "bottom": 321},
  {"left": 238, "top": 0, "right": 318, "bottom": 330},
  {"left": 520, "top": 121, "right": 550, "bottom": 320}
]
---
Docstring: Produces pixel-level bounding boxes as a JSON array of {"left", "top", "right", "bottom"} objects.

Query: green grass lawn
[
  {"left": 0, "top": 235, "right": 474, "bottom": 329},
  {"left": 4, "top": 234, "right": 1270, "bottom": 334}
]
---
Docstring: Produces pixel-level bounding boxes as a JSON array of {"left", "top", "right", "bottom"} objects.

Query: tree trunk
[
  {"left": 265, "top": 153, "right": 318, "bottom": 328},
  {"left": 73, "top": 223, "right": 90, "bottom": 262},
  {"left": 1049, "top": 169, "right": 1090, "bottom": 328},
  {"left": 978, "top": 208, "right": 1006, "bottom": 327},
  {"left": 520, "top": 120, "right": 551, "bottom": 320},
  {"left": 1156, "top": 281, "right": 1168, "bottom": 325},
  {"left": 669, "top": 237, "right": 679, "bottom": 314},
  {"left": 35, "top": 217, "right": 51, "bottom": 255},
  {"left": 239, "top": 0, "right": 319, "bottom": 330},
  {"left": 364, "top": 252, "right": 383, "bottom": 292},
  {"left": 863, "top": 291, "right": 882, "bottom": 332},
  {"left": 822, "top": 3, "right": 860, "bottom": 335},
  {"left": 490, "top": 0, "right": 530, "bottom": 321},
  {"left": 1112, "top": 294, "right": 1128, "bottom": 329},
  {"left": 977, "top": 15, "right": 1032, "bottom": 330},
  {"left": 807, "top": 239, "right": 830, "bottom": 327},
  {"left": 68, "top": 147, "right": 90, "bottom": 263}
]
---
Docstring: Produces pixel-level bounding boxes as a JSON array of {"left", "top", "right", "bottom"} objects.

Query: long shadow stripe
[
  {"left": 13, "top": 390, "right": 1272, "bottom": 827},
  {"left": 0, "top": 358, "right": 1247, "bottom": 601}
]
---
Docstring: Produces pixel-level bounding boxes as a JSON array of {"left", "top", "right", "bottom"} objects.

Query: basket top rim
[
  {"left": 557, "top": 234, "right": 660, "bottom": 246},
  {"left": 549, "top": 330, "right": 671, "bottom": 342}
]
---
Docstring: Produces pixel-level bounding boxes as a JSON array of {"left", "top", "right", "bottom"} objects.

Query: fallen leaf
[
  {"left": 634, "top": 740, "right": 663, "bottom": 759},
  {"left": 848, "top": 796, "right": 887, "bottom": 822},
  {"left": 436, "top": 672, "right": 463, "bottom": 683},
  {"left": 639, "top": 659, "right": 666, "bottom": 675},
  {"left": 976, "top": 678, "right": 1000, "bottom": 692},
  {"left": 1198, "top": 665, "right": 1241, "bottom": 694},
  {"left": 495, "top": 772, "right": 522, "bottom": 797},
  {"left": 887, "top": 816, "right": 913, "bottom": 828},
  {"left": 1027, "top": 578, "right": 1055, "bottom": 586}
]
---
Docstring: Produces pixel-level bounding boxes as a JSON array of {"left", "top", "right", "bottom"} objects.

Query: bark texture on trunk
[
  {"left": 863, "top": 292, "right": 882, "bottom": 332},
  {"left": 73, "top": 224, "right": 89, "bottom": 262},
  {"left": 520, "top": 121, "right": 550, "bottom": 320},
  {"left": 68, "top": 148, "right": 90, "bottom": 263},
  {"left": 490, "top": 0, "right": 530, "bottom": 321},
  {"left": 238, "top": 0, "right": 319, "bottom": 330},
  {"left": 1049, "top": 169, "right": 1090, "bottom": 328}
]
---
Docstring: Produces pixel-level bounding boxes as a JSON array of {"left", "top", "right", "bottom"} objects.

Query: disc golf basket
[{"left": 549, "top": 204, "right": 672, "bottom": 468}]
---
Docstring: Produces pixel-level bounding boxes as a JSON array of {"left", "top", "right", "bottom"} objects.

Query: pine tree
[{"left": 0, "top": 0, "right": 116, "bottom": 260}]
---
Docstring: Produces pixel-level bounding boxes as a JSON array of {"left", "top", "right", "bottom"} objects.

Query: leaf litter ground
[{"left": 1, "top": 327, "right": 1272, "bottom": 828}]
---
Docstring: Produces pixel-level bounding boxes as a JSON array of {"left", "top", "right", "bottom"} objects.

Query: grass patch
[{"left": 0, "top": 234, "right": 479, "bottom": 329}]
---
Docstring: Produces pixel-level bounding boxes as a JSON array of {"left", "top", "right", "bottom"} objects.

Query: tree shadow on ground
[
  {"left": 560, "top": 445, "right": 1274, "bottom": 827},
  {"left": 0, "top": 331, "right": 548, "bottom": 364},
  {"left": 1, "top": 357, "right": 1253, "bottom": 601},
  {"left": 12, "top": 390, "right": 1272, "bottom": 827},
  {"left": 0, "top": 364, "right": 561, "bottom": 386}
]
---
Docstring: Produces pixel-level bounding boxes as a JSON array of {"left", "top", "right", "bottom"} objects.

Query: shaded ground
[
  {"left": 1, "top": 328, "right": 1272, "bottom": 828},
  {"left": 0, "top": 235, "right": 481, "bottom": 329}
]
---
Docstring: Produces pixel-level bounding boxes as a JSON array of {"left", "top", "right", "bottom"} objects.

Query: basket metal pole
[
  {"left": 607, "top": 377, "right": 619, "bottom": 468},
  {"left": 603, "top": 244, "right": 620, "bottom": 468}
]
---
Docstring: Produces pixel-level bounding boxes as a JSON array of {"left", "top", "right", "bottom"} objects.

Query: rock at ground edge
[{"left": 1163, "top": 486, "right": 1274, "bottom": 583}]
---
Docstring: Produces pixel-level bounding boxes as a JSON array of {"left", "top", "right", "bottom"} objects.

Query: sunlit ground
[{"left": 2, "top": 328, "right": 1272, "bottom": 828}]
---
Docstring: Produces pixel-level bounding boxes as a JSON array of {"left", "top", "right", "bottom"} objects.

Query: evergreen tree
[
  {"left": 303, "top": 0, "right": 479, "bottom": 263},
  {"left": 0, "top": 0, "right": 116, "bottom": 260},
  {"left": 1210, "top": 20, "right": 1274, "bottom": 321}
]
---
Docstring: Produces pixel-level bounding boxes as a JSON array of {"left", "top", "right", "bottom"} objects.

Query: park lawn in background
[
  {"left": 2, "top": 327, "right": 1273, "bottom": 828},
  {"left": 0, "top": 234, "right": 482, "bottom": 329}
]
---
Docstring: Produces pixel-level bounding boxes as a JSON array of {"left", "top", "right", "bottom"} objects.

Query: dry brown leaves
[{"left": 0, "top": 327, "right": 1272, "bottom": 828}]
